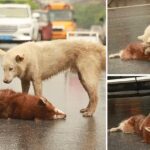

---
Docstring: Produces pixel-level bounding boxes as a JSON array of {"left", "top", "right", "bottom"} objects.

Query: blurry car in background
[
  {"left": 0, "top": 4, "right": 39, "bottom": 42},
  {"left": 33, "top": 10, "right": 52, "bottom": 40}
]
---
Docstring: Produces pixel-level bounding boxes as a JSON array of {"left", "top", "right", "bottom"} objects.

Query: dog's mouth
[{"left": 53, "top": 108, "right": 66, "bottom": 119}]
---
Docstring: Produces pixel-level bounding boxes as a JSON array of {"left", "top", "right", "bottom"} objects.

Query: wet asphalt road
[
  {"left": 0, "top": 43, "right": 18, "bottom": 50},
  {"left": 108, "top": 97, "right": 150, "bottom": 150},
  {"left": 108, "top": 4, "right": 150, "bottom": 74},
  {"left": 0, "top": 63, "right": 106, "bottom": 150}
]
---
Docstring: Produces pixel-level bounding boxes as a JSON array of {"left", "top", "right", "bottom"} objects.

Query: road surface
[
  {"left": 108, "top": 4, "right": 150, "bottom": 74},
  {"left": 108, "top": 96, "right": 150, "bottom": 150},
  {"left": 0, "top": 65, "right": 106, "bottom": 150}
]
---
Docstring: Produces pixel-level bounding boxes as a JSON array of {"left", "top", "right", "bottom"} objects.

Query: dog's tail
[
  {"left": 109, "top": 126, "right": 121, "bottom": 132},
  {"left": 109, "top": 52, "right": 120, "bottom": 59}
]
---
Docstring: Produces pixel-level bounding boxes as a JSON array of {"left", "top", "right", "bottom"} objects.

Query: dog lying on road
[
  {"left": 109, "top": 42, "right": 150, "bottom": 60},
  {"left": 0, "top": 40, "right": 105, "bottom": 117},
  {"left": 109, "top": 114, "right": 150, "bottom": 144},
  {"left": 0, "top": 89, "right": 66, "bottom": 120}
]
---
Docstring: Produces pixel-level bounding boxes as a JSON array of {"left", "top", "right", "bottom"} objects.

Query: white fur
[
  {"left": 138, "top": 25, "right": 150, "bottom": 44},
  {"left": 145, "top": 127, "right": 150, "bottom": 132},
  {"left": 54, "top": 108, "right": 65, "bottom": 114},
  {"left": 109, "top": 52, "right": 120, "bottom": 58}
]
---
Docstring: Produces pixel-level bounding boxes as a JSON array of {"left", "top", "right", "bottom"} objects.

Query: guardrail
[
  {"left": 108, "top": 76, "right": 150, "bottom": 98},
  {"left": 66, "top": 31, "right": 100, "bottom": 43}
]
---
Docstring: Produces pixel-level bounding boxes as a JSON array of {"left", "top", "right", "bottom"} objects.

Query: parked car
[
  {"left": 33, "top": 10, "right": 52, "bottom": 40},
  {"left": 0, "top": 4, "right": 39, "bottom": 42}
]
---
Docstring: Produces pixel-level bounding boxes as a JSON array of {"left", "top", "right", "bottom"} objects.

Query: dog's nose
[
  {"left": 53, "top": 108, "right": 66, "bottom": 119},
  {"left": 53, "top": 113, "right": 67, "bottom": 119},
  {"left": 63, "top": 114, "right": 67, "bottom": 119},
  {"left": 3, "top": 79, "right": 10, "bottom": 83}
]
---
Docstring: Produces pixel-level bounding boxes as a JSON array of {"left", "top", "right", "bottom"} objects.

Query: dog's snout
[
  {"left": 3, "top": 79, "right": 10, "bottom": 83},
  {"left": 63, "top": 114, "right": 67, "bottom": 119},
  {"left": 53, "top": 108, "right": 66, "bottom": 119}
]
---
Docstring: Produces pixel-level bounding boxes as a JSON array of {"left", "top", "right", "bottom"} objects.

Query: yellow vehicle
[{"left": 45, "top": 2, "right": 77, "bottom": 39}]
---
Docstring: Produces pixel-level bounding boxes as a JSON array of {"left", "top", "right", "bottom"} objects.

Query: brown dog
[
  {"left": 109, "top": 42, "right": 150, "bottom": 60},
  {"left": 0, "top": 89, "right": 66, "bottom": 120},
  {"left": 109, "top": 114, "right": 150, "bottom": 144}
]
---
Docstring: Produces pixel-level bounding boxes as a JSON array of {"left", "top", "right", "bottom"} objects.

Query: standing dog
[
  {"left": 109, "top": 114, "right": 150, "bottom": 144},
  {"left": 0, "top": 40, "right": 105, "bottom": 117},
  {"left": 0, "top": 89, "right": 66, "bottom": 120},
  {"left": 109, "top": 42, "right": 150, "bottom": 60},
  {"left": 138, "top": 25, "right": 150, "bottom": 54},
  {"left": 138, "top": 25, "right": 150, "bottom": 45}
]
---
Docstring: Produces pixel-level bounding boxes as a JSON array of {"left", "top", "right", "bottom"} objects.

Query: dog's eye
[{"left": 9, "top": 67, "right": 13, "bottom": 71}]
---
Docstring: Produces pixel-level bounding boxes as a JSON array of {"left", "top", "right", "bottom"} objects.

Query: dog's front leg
[
  {"left": 21, "top": 79, "right": 30, "bottom": 93},
  {"left": 32, "top": 78, "right": 42, "bottom": 96}
]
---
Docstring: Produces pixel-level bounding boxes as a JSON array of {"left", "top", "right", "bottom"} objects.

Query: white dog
[
  {"left": 138, "top": 25, "right": 150, "bottom": 54},
  {"left": 0, "top": 40, "right": 105, "bottom": 117},
  {"left": 138, "top": 25, "right": 150, "bottom": 44}
]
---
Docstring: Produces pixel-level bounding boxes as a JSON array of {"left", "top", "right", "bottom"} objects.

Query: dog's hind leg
[
  {"left": 77, "top": 65, "right": 100, "bottom": 117},
  {"left": 109, "top": 127, "right": 121, "bottom": 132}
]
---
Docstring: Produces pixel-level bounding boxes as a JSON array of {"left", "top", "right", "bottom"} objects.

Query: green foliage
[
  {"left": 0, "top": 0, "right": 39, "bottom": 9},
  {"left": 74, "top": 2, "right": 105, "bottom": 29}
]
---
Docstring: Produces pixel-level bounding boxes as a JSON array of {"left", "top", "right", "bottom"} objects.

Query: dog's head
[
  {"left": 138, "top": 25, "right": 150, "bottom": 46},
  {"left": 0, "top": 50, "right": 25, "bottom": 83},
  {"left": 37, "top": 97, "right": 66, "bottom": 120}
]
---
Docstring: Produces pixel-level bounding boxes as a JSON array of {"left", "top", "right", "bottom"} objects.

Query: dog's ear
[
  {"left": 15, "top": 54, "right": 24, "bottom": 63},
  {"left": 0, "top": 49, "right": 5, "bottom": 57},
  {"left": 38, "top": 97, "right": 47, "bottom": 106},
  {"left": 138, "top": 35, "right": 144, "bottom": 41}
]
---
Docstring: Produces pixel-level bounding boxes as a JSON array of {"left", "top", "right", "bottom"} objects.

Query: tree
[{"left": 0, "top": 0, "right": 39, "bottom": 9}]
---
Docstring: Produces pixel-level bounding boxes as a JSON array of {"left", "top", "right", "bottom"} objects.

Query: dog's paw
[
  {"left": 145, "top": 48, "right": 150, "bottom": 55},
  {"left": 82, "top": 111, "right": 93, "bottom": 117},
  {"left": 80, "top": 108, "right": 88, "bottom": 113}
]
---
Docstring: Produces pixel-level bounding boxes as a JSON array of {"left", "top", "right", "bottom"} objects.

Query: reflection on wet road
[
  {"left": 108, "top": 4, "right": 150, "bottom": 74},
  {"left": 0, "top": 66, "right": 106, "bottom": 150},
  {"left": 108, "top": 97, "right": 150, "bottom": 150}
]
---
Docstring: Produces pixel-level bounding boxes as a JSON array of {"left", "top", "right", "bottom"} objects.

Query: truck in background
[{"left": 44, "top": 2, "right": 77, "bottom": 39}]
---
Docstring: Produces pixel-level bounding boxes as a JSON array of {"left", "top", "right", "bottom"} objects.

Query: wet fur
[
  {"left": 0, "top": 40, "right": 105, "bottom": 117},
  {"left": 109, "top": 114, "right": 150, "bottom": 144},
  {"left": 0, "top": 89, "right": 66, "bottom": 120},
  {"left": 109, "top": 42, "right": 150, "bottom": 60}
]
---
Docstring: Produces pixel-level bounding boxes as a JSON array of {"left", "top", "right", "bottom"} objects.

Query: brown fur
[
  {"left": 109, "top": 114, "right": 150, "bottom": 144},
  {"left": 0, "top": 89, "right": 66, "bottom": 120},
  {"left": 109, "top": 42, "right": 150, "bottom": 60},
  {"left": 140, "top": 115, "right": 150, "bottom": 143}
]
